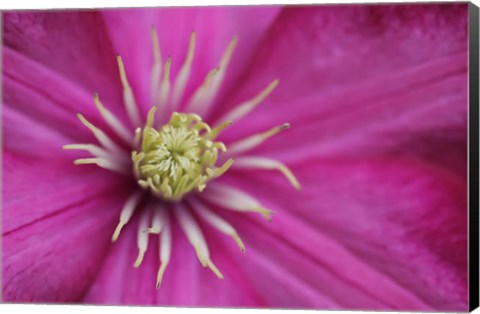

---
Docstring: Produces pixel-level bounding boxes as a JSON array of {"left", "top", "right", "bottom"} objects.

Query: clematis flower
[{"left": 2, "top": 3, "right": 468, "bottom": 311}]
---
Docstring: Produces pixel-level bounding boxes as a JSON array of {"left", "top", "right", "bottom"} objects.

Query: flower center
[
  {"left": 63, "top": 27, "right": 300, "bottom": 289},
  {"left": 132, "top": 109, "right": 233, "bottom": 201}
]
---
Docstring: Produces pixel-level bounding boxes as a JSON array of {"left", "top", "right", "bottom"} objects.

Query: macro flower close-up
[{"left": 2, "top": 3, "right": 469, "bottom": 311}]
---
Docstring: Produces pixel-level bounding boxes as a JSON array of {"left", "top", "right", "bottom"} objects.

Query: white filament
[
  {"left": 220, "top": 79, "right": 279, "bottom": 122},
  {"left": 150, "top": 27, "right": 163, "bottom": 105},
  {"left": 133, "top": 208, "right": 151, "bottom": 267},
  {"left": 175, "top": 203, "right": 223, "bottom": 278},
  {"left": 202, "top": 183, "right": 273, "bottom": 220},
  {"left": 112, "top": 191, "right": 143, "bottom": 242},
  {"left": 156, "top": 209, "right": 172, "bottom": 289},
  {"left": 233, "top": 156, "right": 301, "bottom": 190},
  {"left": 117, "top": 55, "right": 142, "bottom": 128},
  {"left": 158, "top": 57, "right": 172, "bottom": 114},
  {"left": 73, "top": 157, "right": 129, "bottom": 174},
  {"left": 77, "top": 114, "right": 124, "bottom": 154},
  {"left": 172, "top": 32, "right": 196, "bottom": 108},
  {"left": 93, "top": 93, "right": 132, "bottom": 144},
  {"left": 228, "top": 123, "right": 290, "bottom": 156},
  {"left": 190, "top": 198, "right": 245, "bottom": 252}
]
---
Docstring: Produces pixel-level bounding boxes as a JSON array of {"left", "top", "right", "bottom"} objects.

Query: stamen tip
[
  {"left": 280, "top": 123, "right": 290, "bottom": 130},
  {"left": 133, "top": 252, "right": 145, "bottom": 268},
  {"left": 232, "top": 232, "right": 246, "bottom": 253}
]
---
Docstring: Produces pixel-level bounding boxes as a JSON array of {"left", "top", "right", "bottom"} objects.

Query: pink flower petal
[
  {"left": 217, "top": 4, "right": 467, "bottom": 177},
  {"left": 2, "top": 151, "right": 128, "bottom": 234},
  {"left": 101, "top": 6, "right": 280, "bottom": 113},
  {"left": 83, "top": 212, "right": 266, "bottom": 306},
  {"left": 219, "top": 157, "right": 467, "bottom": 311},
  {"left": 245, "top": 61, "right": 467, "bottom": 177},
  {"left": 2, "top": 187, "right": 126, "bottom": 302},
  {"left": 3, "top": 103, "right": 72, "bottom": 158},
  {"left": 3, "top": 11, "right": 123, "bottom": 109},
  {"left": 3, "top": 47, "right": 132, "bottom": 152}
]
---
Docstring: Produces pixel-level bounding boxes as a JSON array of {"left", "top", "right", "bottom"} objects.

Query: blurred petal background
[{"left": 2, "top": 3, "right": 468, "bottom": 311}]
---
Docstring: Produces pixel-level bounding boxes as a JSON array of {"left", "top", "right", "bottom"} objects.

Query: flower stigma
[
  {"left": 133, "top": 109, "right": 234, "bottom": 201},
  {"left": 63, "top": 27, "right": 300, "bottom": 289}
]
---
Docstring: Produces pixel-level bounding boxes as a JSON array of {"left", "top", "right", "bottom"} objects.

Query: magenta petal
[
  {"left": 101, "top": 6, "right": 280, "bottom": 113},
  {"left": 243, "top": 59, "right": 468, "bottom": 178},
  {"left": 220, "top": 157, "right": 467, "bottom": 311},
  {"left": 82, "top": 214, "right": 158, "bottom": 305},
  {"left": 3, "top": 11, "right": 122, "bottom": 108},
  {"left": 2, "top": 151, "right": 127, "bottom": 234},
  {"left": 217, "top": 4, "right": 467, "bottom": 177},
  {"left": 3, "top": 186, "right": 126, "bottom": 302},
  {"left": 2, "top": 47, "right": 133, "bottom": 157},
  {"left": 3, "top": 104, "right": 72, "bottom": 158},
  {"left": 84, "top": 213, "right": 265, "bottom": 307},
  {"left": 218, "top": 3, "right": 467, "bottom": 118}
]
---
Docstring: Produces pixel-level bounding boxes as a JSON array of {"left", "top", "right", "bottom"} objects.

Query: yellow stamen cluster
[{"left": 132, "top": 107, "right": 234, "bottom": 201}]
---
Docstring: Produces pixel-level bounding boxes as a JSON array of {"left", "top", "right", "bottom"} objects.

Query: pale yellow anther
[
  {"left": 220, "top": 36, "right": 238, "bottom": 68},
  {"left": 185, "top": 67, "right": 221, "bottom": 112},
  {"left": 203, "top": 184, "right": 274, "bottom": 221},
  {"left": 156, "top": 210, "right": 172, "bottom": 289},
  {"left": 77, "top": 114, "right": 95, "bottom": 132},
  {"left": 207, "top": 259, "right": 224, "bottom": 279},
  {"left": 203, "top": 67, "right": 221, "bottom": 88},
  {"left": 117, "top": 55, "right": 142, "bottom": 127},
  {"left": 256, "top": 207, "right": 275, "bottom": 221},
  {"left": 145, "top": 106, "right": 158, "bottom": 129},
  {"left": 112, "top": 221, "right": 126, "bottom": 242},
  {"left": 143, "top": 209, "right": 163, "bottom": 234},
  {"left": 133, "top": 209, "right": 150, "bottom": 268},
  {"left": 189, "top": 198, "right": 246, "bottom": 253},
  {"left": 133, "top": 112, "right": 231, "bottom": 201},
  {"left": 73, "top": 157, "right": 128, "bottom": 174},
  {"left": 117, "top": 55, "right": 129, "bottom": 86},
  {"left": 111, "top": 192, "right": 143, "bottom": 242},
  {"left": 186, "top": 36, "right": 238, "bottom": 115},
  {"left": 158, "top": 57, "right": 172, "bottom": 109},
  {"left": 209, "top": 121, "right": 233, "bottom": 139},
  {"left": 228, "top": 123, "right": 290, "bottom": 155},
  {"left": 233, "top": 156, "right": 301, "bottom": 190},
  {"left": 133, "top": 127, "right": 142, "bottom": 147},
  {"left": 93, "top": 93, "right": 132, "bottom": 143},
  {"left": 74, "top": 157, "right": 100, "bottom": 165},
  {"left": 214, "top": 158, "right": 235, "bottom": 177},
  {"left": 221, "top": 79, "right": 279, "bottom": 122},
  {"left": 133, "top": 251, "right": 146, "bottom": 268},
  {"left": 194, "top": 244, "right": 208, "bottom": 267},
  {"left": 63, "top": 144, "right": 108, "bottom": 159},
  {"left": 150, "top": 26, "right": 162, "bottom": 65},
  {"left": 231, "top": 232, "right": 245, "bottom": 253},
  {"left": 156, "top": 262, "right": 169, "bottom": 289},
  {"left": 150, "top": 26, "right": 163, "bottom": 104},
  {"left": 172, "top": 32, "right": 196, "bottom": 107}
]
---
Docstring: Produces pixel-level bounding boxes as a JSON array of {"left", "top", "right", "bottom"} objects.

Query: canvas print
[{"left": 1, "top": 3, "right": 470, "bottom": 311}]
